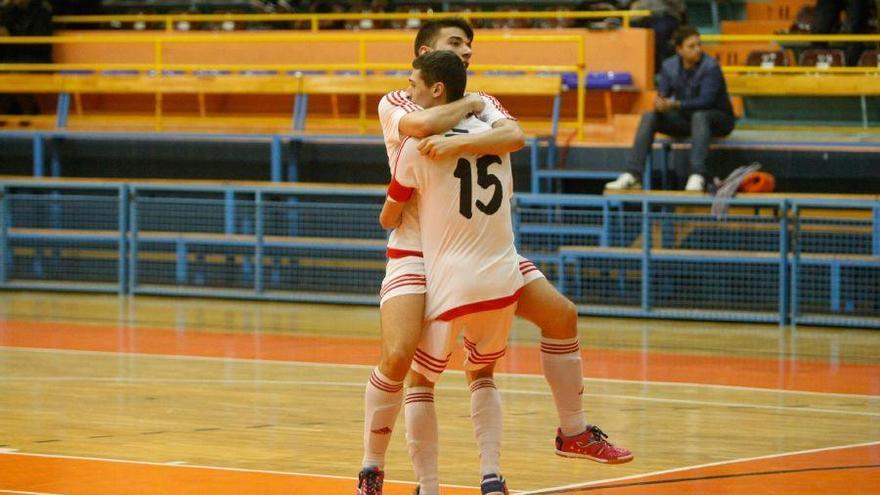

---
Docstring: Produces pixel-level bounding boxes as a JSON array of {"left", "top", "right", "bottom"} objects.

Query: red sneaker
[
  {"left": 356, "top": 467, "right": 384, "bottom": 495},
  {"left": 555, "top": 425, "right": 633, "bottom": 464}
]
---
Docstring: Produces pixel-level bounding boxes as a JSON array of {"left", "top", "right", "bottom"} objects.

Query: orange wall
[
  {"left": 51, "top": 28, "right": 652, "bottom": 122},
  {"left": 55, "top": 28, "right": 652, "bottom": 88}
]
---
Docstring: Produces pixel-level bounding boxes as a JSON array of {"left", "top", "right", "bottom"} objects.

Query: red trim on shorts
[
  {"left": 379, "top": 274, "right": 426, "bottom": 298},
  {"left": 413, "top": 349, "right": 450, "bottom": 373},
  {"left": 436, "top": 287, "right": 524, "bottom": 321},
  {"left": 386, "top": 248, "right": 423, "bottom": 259},
  {"left": 463, "top": 337, "right": 507, "bottom": 364},
  {"left": 519, "top": 259, "right": 539, "bottom": 276}
]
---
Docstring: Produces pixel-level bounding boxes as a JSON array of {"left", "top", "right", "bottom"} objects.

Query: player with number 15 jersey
[{"left": 387, "top": 116, "right": 524, "bottom": 322}]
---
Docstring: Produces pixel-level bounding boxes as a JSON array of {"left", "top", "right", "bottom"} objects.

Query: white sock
[
  {"left": 541, "top": 337, "right": 588, "bottom": 436},
  {"left": 469, "top": 378, "right": 502, "bottom": 477},
  {"left": 405, "top": 387, "right": 439, "bottom": 495},
  {"left": 362, "top": 368, "right": 403, "bottom": 469}
]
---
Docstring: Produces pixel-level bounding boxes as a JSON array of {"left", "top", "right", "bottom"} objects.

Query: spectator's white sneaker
[
  {"left": 605, "top": 173, "right": 642, "bottom": 190},
  {"left": 685, "top": 174, "right": 705, "bottom": 192}
]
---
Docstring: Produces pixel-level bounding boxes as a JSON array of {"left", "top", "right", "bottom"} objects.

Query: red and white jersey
[
  {"left": 378, "top": 90, "right": 516, "bottom": 258},
  {"left": 388, "top": 116, "right": 524, "bottom": 321}
]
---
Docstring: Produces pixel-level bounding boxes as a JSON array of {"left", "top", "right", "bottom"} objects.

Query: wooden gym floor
[{"left": 0, "top": 291, "right": 878, "bottom": 494}]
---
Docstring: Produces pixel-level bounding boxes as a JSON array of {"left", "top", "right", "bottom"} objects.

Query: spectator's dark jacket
[
  {"left": 1, "top": 0, "right": 54, "bottom": 63},
  {"left": 658, "top": 53, "right": 734, "bottom": 116}
]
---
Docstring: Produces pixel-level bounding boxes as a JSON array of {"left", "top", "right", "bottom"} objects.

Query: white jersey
[
  {"left": 378, "top": 90, "right": 515, "bottom": 258},
  {"left": 388, "top": 116, "right": 524, "bottom": 321}
]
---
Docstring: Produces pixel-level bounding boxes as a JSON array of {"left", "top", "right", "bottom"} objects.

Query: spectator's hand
[
  {"left": 0, "top": 27, "right": 8, "bottom": 37},
  {"left": 655, "top": 96, "right": 677, "bottom": 112},
  {"left": 417, "top": 134, "right": 462, "bottom": 159},
  {"left": 464, "top": 92, "right": 485, "bottom": 116}
]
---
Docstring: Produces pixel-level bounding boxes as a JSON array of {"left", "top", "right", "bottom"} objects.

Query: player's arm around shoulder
[
  {"left": 398, "top": 93, "right": 485, "bottom": 138},
  {"left": 417, "top": 117, "right": 525, "bottom": 160}
]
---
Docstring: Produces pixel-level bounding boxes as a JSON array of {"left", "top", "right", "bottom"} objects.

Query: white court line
[
  {"left": 1, "top": 372, "right": 878, "bottom": 418},
  {"left": 0, "top": 490, "right": 63, "bottom": 495},
  {"left": 519, "top": 440, "right": 880, "bottom": 495},
  {"left": 0, "top": 451, "right": 478, "bottom": 491},
  {"left": 2, "top": 345, "right": 879, "bottom": 401}
]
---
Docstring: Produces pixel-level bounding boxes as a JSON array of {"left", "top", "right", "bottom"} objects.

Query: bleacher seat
[
  {"left": 857, "top": 49, "right": 880, "bottom": 67},
  {"left": 745, "top": 49, "right": 793, "bottom": 68},
  {"left": 798, "top": 48, "right": 846, "bottom": 68}
]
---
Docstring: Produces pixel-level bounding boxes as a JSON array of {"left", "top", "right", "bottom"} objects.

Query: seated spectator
[
  {"left": 812, "top": 0, "right": 872, "bottom": 65},
  {"left": 0, "top": 0, "right": 53, "bottom": 118},
  {"left": 629, "top": 0, "right": 685, "bottom": 73},
  {"left": 310, "top": 0, "right": 347, "bottom": 30},
  {"left": 48, "top": 0, "right": 99, "bottom": 16},
  {"left": 489, "top": 5, "right": 533, "bottom": 29},
  {"left": 606, "top": 26, "right": 736, "bottom": 192},
  {"left": 534, "top": 6, "right": 576, "bottom": 29}
]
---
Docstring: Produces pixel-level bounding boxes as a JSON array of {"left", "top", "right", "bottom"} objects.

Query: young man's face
[
  {"left": 676, "top": 34, "right": 702, "bottom": 66},
  {"left": 419, "top": 27, "right": 473, "bottom": 68},
  {"left": 406, "top": 69, "right": 442, "bottom": 109}
]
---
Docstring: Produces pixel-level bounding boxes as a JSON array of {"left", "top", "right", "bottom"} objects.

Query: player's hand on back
[
  {"left": 417, "top": 135, "right": 465, "bottom": 159},
  {"left": 464, "top": 93, "right": 485, "bottom": 116}
]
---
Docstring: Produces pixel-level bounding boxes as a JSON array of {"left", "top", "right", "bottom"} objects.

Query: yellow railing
[
  {"left": 0, "top": 32, "right": 585, "bottom": 136},
  {"left": 702, "top": 34, "right": 880, "bottom": 43},
  {"left": 54, "top": 10, "right": 652, "bottom": 31}
]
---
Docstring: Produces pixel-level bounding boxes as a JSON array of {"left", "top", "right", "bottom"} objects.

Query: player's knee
[
  {"left": 380, "top": 348, "right": 415, "bottom": 380},
  {"left": 541, "top": 297, "right": 578, "bottom": 339}
]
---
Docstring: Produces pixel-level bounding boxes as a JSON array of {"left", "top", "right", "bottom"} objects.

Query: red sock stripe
[
  {"left": 469, "top": 379, "right": 497, "bottom": 393},
  {"left": 541, "top": 340, "right": 581, "bottom": 355},
  {"left": 369, "top": 370, "right": 403, "bottom": 393},
  {"left": 405, "top": 393, "right": 434, "bottom": 404}
]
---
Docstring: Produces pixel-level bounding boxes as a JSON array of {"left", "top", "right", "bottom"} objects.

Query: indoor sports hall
[{"left": 1, "top": 2, "right": 878, "bottom": 494}]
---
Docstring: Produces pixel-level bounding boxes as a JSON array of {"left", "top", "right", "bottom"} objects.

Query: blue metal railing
[{"left": 1, "top": 178, "right": 877, "bottom": 327}]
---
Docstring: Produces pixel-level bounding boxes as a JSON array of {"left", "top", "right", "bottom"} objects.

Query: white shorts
[
  {"left": 379, "top": 256, "right": 426, "bottom": 305},
  {"left": 380, "top": 254, "right": 542, "bottom": 306},
  {"left": 410, "top": 303, "right": 517, "bottom": 383}
]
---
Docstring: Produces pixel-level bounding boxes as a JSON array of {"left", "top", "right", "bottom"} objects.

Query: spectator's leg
[
  {"left": 17, "top": 95, "right": 40, "bottom": 116},
  {"left": 625, "top": 111, "right": 661, "bottom": 179},
  {"left": 812, "top": 0, "right": 843, "bottom": 40},
  {"left": 689, "top": 110, "right": 736, "bottom": 177},
  {"left": 0, "top": 95, "right": 14, "bottom": 119},
  {"left": 843, "top": 0, "right": 871, "bottom": 65},
  {"left": 652, "top": 112, "right": 691, "bottom": 188}
]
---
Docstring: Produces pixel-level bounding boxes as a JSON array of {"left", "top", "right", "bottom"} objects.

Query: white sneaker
[
  {"left": 605, "top": 173, "right": 642, "bottom": 190},
  {"left": 685, "top": 174, "right": 705, "bottom": 192}
]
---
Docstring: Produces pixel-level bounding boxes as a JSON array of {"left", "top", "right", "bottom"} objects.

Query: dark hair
[
  {"left": 672, "top": 25, "right": 700, "bottom": 47},
  {"left": 413, "top": 17, "right": 474, "bottom": 57},
  {"left": 412, "top": 50, "right": 467, "bottom": 103}
]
